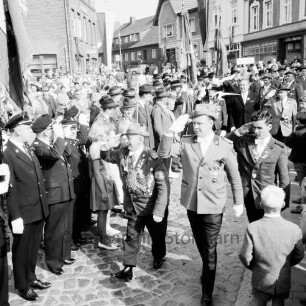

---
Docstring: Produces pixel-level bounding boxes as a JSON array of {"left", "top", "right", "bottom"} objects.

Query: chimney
[{"left": 130, "top": 16, "right": 135, "bottom": 24}]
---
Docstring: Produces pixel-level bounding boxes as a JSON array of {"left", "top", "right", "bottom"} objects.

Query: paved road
[{"left": 7, "top": 174, "right": 249, "bottom": 306}]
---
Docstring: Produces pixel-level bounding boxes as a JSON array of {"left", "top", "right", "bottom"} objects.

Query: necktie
[{"left": 23, "top": 143, "right": 32, "bottom": 159}]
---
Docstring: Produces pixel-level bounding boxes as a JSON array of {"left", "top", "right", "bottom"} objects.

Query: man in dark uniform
[
  {"left": 62, "top": 118, "right": 90, "bottom": 247},
  {"left": 0, "top": 162, "right": 10, "bottom": 306},
  {"left": 227, "top": 110, "right": 290, "bottom": 222},
  {"left": 31, "top": 115, "right": 75, "bottom": 275},
  {"left": 99, "top": 123, "right": 169, "bottom": 281},
  {"left": 3, "top": 115, "right": 50, "bottom": 301}
]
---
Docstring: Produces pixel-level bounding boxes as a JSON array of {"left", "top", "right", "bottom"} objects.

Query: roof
[
  {"left": 154, "top": 0, "right": 198, "bottom": 25},
  {"left": 113, "top": 16, "right": 155, "bottom": 38}
]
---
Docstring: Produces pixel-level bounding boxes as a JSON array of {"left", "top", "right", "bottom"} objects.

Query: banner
[
  {"left": 215, "top": 17, "right": 228, "bottom": 77},
  {"left": 197, "top": 0, "right": 209, "bottom": 50}
]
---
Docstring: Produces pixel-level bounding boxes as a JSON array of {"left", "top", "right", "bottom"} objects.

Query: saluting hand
[{"left": 153, "top": 215, "right": 163, "bottom": 223}]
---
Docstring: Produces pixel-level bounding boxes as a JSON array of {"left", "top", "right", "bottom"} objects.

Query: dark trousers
[
  {"left": 0, "top": 219, "right": 9, "bottom": 305},
  {"left": 72, "top": 193, "right": 91, "bottom": 243},
  {"left": 244, "top": 191, "right": 264, "bottom": 223},
  {"left": 123, "top": 208, "right": 168, "bottom": 267},
  {"left": 187, "top": 210, "right": 223, "bottom": 297},
  {"left": 45, "top": 201, "right": 72, "bottom": 270},
  {"left": 12, "top": 219, "right": 44, "bottom": 289}
]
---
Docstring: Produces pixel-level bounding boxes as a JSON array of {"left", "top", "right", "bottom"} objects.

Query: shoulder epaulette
[
  {"left": 221, "top": 137, "right": 233, "bottom": 145},
  {"left": 275, "top": 140, "right": 285, "bottom": 148}
]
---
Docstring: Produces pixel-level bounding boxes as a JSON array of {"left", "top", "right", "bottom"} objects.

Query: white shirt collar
[
  {"left": 10, "top": 138, "right": 26, "bottom": 152},
  {"left": 264, "top": 212, "right": 281, "bottom": 218}
]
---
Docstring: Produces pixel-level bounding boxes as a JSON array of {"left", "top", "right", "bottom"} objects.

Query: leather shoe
[
  {"left": 49, "top": 267, "right": 64, "bottom": 275},
  {"left": 200, "top": 294, "right": 212, "bottom": 306},
  {"left": 71, "top": 244, "right": 80, "bottom": 251},
  {"left": 153, "top": 258, "right": 164, "bottom": 270},
  {"left": 19, "top": 288, "right": 38, "bottom": 301},
  {"left": 111, "top": 267, "right": 133, "bottom": 281},
  {"left": 30, "top": 279, "right": 51, "bottom": 290},
  {"left": 64, "top": 258, "right": 76, "bottom": 265}
]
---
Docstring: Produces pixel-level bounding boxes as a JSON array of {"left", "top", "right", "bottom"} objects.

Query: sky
[{"left": 100, "top": 0, "right": 159, "bottom": 24}]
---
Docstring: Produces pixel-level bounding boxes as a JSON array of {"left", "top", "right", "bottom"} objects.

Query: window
[
  {"left": 263, "top": 0, "right": 273, "bottom": 28},
  {"left": 76, "top": 13, "right": 82, "bottom": 39},
  {"left": 123, "top": 36, "right": 129, "bottom": 43},
  {"left": 137, "top": 51, "right": 142, "bottom": 60},
  {"left": 82, "top": 17, "right": 87, "bottom": 42},
  {"left": 124, "top": 53, "right": 129, "bottom": 61},
  {"left": 130, "top": 34, "right": 139, "bottom": 42},
  {"left": 193, "top": 43, "right": 198, "bottom": 57},
  {"left": 213, "top": 5, "right": 221, "bottom": 28},
  {"left": 163, "top": 24, "right": 174, "bottom": 37},
  {"left": 280, "top": 0, "right": 292, "bottom": 24},
  {"left": 114, "top": 38, "right": 119, "bottom": 45},
  {"left": 231, "top": 0, "right": 238, "bottom": 24},
  {"left": 250, "top": 2, "right": 259, "bottom": 32},
  {"left": 87, "top": 20, "right": 92, "bottom": 44},
  {"left": 300, "top": 0, "right": 306, "bottom": 19},
  {"left": 131, "top": 52, "right": 135, "bottom": 61},
  {"left": 152, "top": 49, "right": 157, "bottom": 58},
  {"left": 189, "top": 18, "right": 195, "bottom": 32},
  {"left": 92, "top": 23, "right": 96, "bottom": 45}
]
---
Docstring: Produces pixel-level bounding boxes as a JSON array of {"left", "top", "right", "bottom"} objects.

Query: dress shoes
[
  {"left": 71, "top": 243, "right": 81, "bottom": 251},
  {"left": 98, "top": 241, "right": 119, "bottom": 250},
  {"left": 111, "top": 267, "right": 133, "bottom": 281},
  {"left": 64, "top": 258, "right": 76, "bottom": 265},
  {"left": 30, "top": 279, "right": 51, "bottom": 290},
  {"left": 153, "top": 258, "right": 164, "bottom": 270},
  {"left": 49, "top": 267, "right": 64, "bottom": 275},
  {"left": 19, "top": 288, "right": 38, "bottom": 301},
  {"left": 200, "top": 294, "right": 212, "bottom": 306}
]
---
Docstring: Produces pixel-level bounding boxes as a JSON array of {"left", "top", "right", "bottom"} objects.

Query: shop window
[
  {"left": 123, "top": 36, "right": 129, "bottom": 44},
  {"left": 131, "top": 52, "right": 135, "bottom": 61},
  {"left": 152, "top": 49, "right": 157, "bottom": 58},
  {"left": 124, "top": 53, "right": 129, "bottom": 61},
  {"left": 137, "top": 51, "right": 142, "bottom": 60}
]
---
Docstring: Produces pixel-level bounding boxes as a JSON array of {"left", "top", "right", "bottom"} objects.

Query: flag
[
  {"left": 181, "top": 9, "right": 197, "bottom": 83},
  {"left": 197, "top": 0, "right": 209, "bottom": 51},
  {"left": 215, "top": 17, "right": 228, "bottom": 77}
]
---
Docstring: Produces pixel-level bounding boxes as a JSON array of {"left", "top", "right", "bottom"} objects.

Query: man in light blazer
[
  {"left": 267, "top": 84, "right": 297, "bottom": 143},
  {"left": 158, "top": 104, "right": 244, "bottom": 306}
]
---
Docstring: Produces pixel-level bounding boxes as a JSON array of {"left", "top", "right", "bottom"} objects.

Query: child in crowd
[{"left": 239, "top": 185, "right": 304, "bottom": 306}]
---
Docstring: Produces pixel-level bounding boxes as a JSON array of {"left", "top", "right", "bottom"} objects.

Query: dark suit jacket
[
  {"left": 296, "top": 76, "right": 306, "bottom": 90},
  {"left": 32, "top": 138, "right": 75, "bottom": 205},
  {"left": 151, "top": 103, "right": 174, "bottom": 149},
  {"left": 226, "top": 133, "right": 290, "bottom": 208},
  {"left": 100, "top": 146, "right": 169, "bottom": 218},
  {"left": 287, "top": 125, "right": 306, "bottom": 163},
  {"left": 228, "top": 91, "right": 260, "bottom": 129},
  {"left": 134, "top": 101, "right": 155, "bottom": 149},
  {"left": 250, "top": 80, "right": 262, "bottom": 97},
  {"left": 286, "top": 81, "right": 303, "bottom": 105},
  {"left": 4, "top": 140, "right": 49, "bottom": 224}
]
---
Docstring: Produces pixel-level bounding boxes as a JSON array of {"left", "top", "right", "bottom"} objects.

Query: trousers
[{"left": 0, "top": 219, "right": 9, "bottom": 305}]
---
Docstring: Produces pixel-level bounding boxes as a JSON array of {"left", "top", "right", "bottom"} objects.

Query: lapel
[
  {"left": 254, "top": 137, "right": 274, "bottom": 168},
  {"left": 275, "top": 100, "right": 283, "bottom": 113},
  {"left": 8, "top": 140, "right": 33, "bottom": 168},
  {"left": 190, "top": 135, "right": 203, "bottom": 161}
]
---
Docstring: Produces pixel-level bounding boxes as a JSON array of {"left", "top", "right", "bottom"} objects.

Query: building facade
[
  {"left": 205, "top": 0, "right": 245, "bottom": 67},
  {"left": 22, "top": 0, "right": 98, "bottom": 75},
  {"left": 0, "top": 0, "right": 8, "bottom": 86},
  {"left": 112, "top": 16, "right": 160, "bottom": 69},
  {"left": 242, "top": 0, "right": 306, "bottom": 64}
]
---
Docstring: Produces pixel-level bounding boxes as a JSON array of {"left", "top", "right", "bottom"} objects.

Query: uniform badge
[
  {"left": 252, "top": 173, "right": 257, "bottom": 179},
  {"left": 154, "top": 171, "right": 165, "bottom": 180}
]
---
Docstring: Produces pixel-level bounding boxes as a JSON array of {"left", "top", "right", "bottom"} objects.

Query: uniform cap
[
  {"left": 124, "top": 123, "right": 149, "bottom": 137},
  {"left": 65, "top": 105, "right": 79, "bottom": 119},
  {"left": 191, "top": 104, "right": 219, "bottom": 120},
  {"left": 5, "top": 114, "right": 32, "bottom": 130},
  {"left": 155, "top": 88, "right": 171, "bottom": 98},
  {"left": 123, "top": 88, "right": 136, "bottom": 98},
  {"left": 31, "top": 114, "right": 52, "bottom": 133},
  {"left": 139, "top": 84, "right": 153, "bottom": 93},
  {"left": 99, "top": 96, "right": 118, "bottom": 109},
  {"left": 285, "top": 69, "right": 297, "bottom": 76},
  {"left": 261, "top": 73, "right": 272, "bottom": 79}
]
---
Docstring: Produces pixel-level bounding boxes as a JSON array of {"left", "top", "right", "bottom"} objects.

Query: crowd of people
[{"left": 0, "top": 58, "right": 305, "bottom": 306}]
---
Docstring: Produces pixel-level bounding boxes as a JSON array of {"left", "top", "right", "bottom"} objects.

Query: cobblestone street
[{"left": 7, "top": 175, "right": 248, "bottom": 306}]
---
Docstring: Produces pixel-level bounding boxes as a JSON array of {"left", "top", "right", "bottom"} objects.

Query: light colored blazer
[
  {"left": 158, "top": 134, "right": 243, "bottom": 214},
  {"left": 239, "top": 216, "right": 304, "bottom": 295},
  {"left": 268, "top": 97, "right": 297, "bottom": 137}
]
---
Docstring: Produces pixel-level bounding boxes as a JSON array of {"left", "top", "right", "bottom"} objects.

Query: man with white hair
[{"left": 239, "top": 185, "right": 304, "bottom": 306}]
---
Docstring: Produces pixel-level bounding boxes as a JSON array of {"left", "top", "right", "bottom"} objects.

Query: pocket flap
[{"left": 46, "top": 181, "right": 61, "bottom": 188}]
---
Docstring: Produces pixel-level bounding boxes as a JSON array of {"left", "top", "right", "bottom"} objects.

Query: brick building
[
  {"left": 112, "top": 16, "right": 160, "bottom": 68},
  {"left": 153, "top": 0, "right": 204, "bottom": 68},
  {"left": 242, "top": 0, "right": 306, "bottom": 64},
  {"left": 23, "top": 0, "right": 98, "bottom": 75}
]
